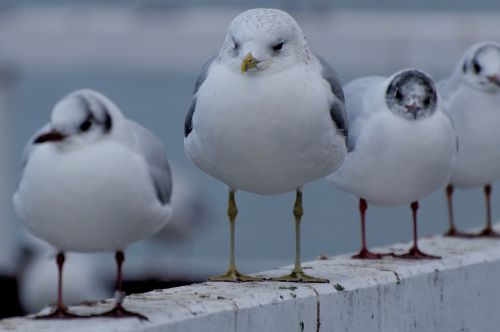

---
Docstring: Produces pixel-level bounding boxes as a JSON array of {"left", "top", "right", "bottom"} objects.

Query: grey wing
[
  {"left": 437, "top": 78, "right": 452, "bottom": 102},
  {"left": 343, "top": 76, "right": 386, "bottom": 151},
  {"left": 127, "top": 120, "right": 172, "bottom": 205},
  {"left": 315, "top": 54, "right": 345, "bottom": 103},
  {"left": 315, "top": 54, "right": 348, "bottom": 140},
  {"left": 185, "top": 55, "right": 217, "bottom": 138},
  {"left": 441, "top": 107, "right": 460, "bottom": 153},
  {"left": 20, "top": 123, "right": 51, "bottom": 170}
]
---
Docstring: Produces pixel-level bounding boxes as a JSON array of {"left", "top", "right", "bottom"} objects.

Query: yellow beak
[{"left": 241, "top": 52, "right": 259, "bottom": 73}]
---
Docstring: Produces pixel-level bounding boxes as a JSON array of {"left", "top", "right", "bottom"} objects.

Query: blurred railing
[{"left": 0, "top": 7, "right": 499, "bottom": 77}]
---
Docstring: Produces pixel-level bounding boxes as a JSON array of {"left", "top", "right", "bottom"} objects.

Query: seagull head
[
  {"left": 219, "top": 8, "right": 310, "bottom": 76},
  {"left": 34, "top": 89, "right": 117, "bottom": 147},
  {"left": 461, "top": 42, "right": 500, "bottom": 92},
  {"left": 385, "top": 69, "right": 438, "bottom": 121}
]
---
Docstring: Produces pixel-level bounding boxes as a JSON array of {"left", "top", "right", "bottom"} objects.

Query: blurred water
[{"left": 6, "top": 66, "right": 490, "bottom": 277}]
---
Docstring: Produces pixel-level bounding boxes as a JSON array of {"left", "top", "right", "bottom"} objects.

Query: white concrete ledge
[{"left": 3, "top": 228, "right": 500, "bottom": 332}]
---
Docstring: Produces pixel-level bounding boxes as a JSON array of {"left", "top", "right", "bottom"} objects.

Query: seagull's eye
[
  {"left": 423, "top": 97, "right": 431, "bottom": 106},
  {"left": 272, "top": 42, "right": 284, "bottom": 51},
  {"left": 473, "top": 61, "right": 482, "bottom": 74},
  {"left": 80, "top": 119, "right": 92, "bottom": 132},
  {"left": 395, "top": 91, "right": 403, "bottom": 101}
]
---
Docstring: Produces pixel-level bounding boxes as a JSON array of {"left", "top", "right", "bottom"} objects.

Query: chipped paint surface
[{"left": 2, "top": 232, "right": 500, "bottom": 331}]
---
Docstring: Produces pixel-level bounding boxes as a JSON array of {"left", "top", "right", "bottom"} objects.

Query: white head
[
  {"left": 385, "top": 69, "right": 438, "bottom": 120},
  {"left": 34, "top": 89, "right": 120, "bottom": 147},
  {"left": 460, "top": 41, "right": 500, "bottom": 92},
  {"left": 219, "top": 8, "right": 311, "bottom": 76}
]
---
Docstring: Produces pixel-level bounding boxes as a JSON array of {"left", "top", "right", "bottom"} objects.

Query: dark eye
[
  {"left": 272, "top": 42, "right": 284, "bottom": 51},
  {"left": 423, "top": 97, "right": 431, "bottom": 106},
  {"left": 80, "top": 119, "right": 92, "bottom": 132},
  {"left": 395, "top": 91, "right": 403, "bottom": 100},
  {"left": 473, "top": 61, "right": 482, "bottom": 74}
]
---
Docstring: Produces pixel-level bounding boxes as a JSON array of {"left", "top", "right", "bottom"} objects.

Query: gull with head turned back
[{"left": 329, "top": 69, "right": 457, "bottom": 259}]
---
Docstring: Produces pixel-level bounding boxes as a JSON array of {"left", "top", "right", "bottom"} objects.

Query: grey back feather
[
  {"left": 343, "top": 76, "right": 386, "bottom": 151},
  {"left": 315, "top": 54, "right": 348, "bottom": 139},
  {"left": 127, "top": 120, "right": 172, "bottom": 205},
  {"left": 185, "top": 55, "right": 217, "bottom": 137},
  {"left": 315, "top": 54, "right": 345, "bottom": 103}
]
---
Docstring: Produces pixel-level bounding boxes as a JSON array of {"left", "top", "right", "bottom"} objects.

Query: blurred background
[{"left": 0, "top": 0, "right": 499, "bottom": 318}]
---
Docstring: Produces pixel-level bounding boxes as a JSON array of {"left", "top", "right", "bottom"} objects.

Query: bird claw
[
  {"left": 34, "top": 307, "right": 89, "bottom": 320},
  {"left": 268, "top": 270, "right": 329, "bottom": 283},
  {"left": 91, "top": 304, "right": 148, "bottom": 321},
  {"left": 394, "top": 247, "right": 440, "bottom": 260},
  {"left": 352, "top": 248, "right": 394, "bottom": 259},
  {"left": 476, "top": 227, "right": 500, "bottom": 238},
  {"left": 444, "top": 228, "right": 476, "bottom": 238},
  {"left": 208, "top": 269, "right": 265, "bottom": 282}
]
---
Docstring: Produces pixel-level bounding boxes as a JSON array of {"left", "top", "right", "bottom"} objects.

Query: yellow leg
[
  {"left": 269, "top": 189, "right": 329, "bottom": 283},
  {"left": 208, "top": 190, "right": 264, "bottom": 282}
]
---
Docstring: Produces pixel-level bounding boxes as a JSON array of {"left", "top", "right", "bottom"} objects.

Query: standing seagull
[
  {"left": 14, "top": 89, "right": 173, "bottom": 319},
  {"left": 439, "top": 41, "right": 500, "bottom": 237},
  {"left": 184, "top": 8, "right": 347, "bottom": 282},
  {"left": 329, "top": 69, "right": 457, "bottom": 259}
]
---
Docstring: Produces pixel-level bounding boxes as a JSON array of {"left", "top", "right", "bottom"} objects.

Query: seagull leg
[
  {"left": 443, "top": 185, "right": 474, "bottom": 238},
  {"left": 476, "top": 184, "right": 500, "bottom": 238},
  {"left": 352, "top": 199, "right": 393, "bottom": 259},
  {"left": 34, "top": 253, "right": 86, "bottom": 319},
  {"left": 91, "top": 251, "right": 147, "bottom": 320},
  {"left": 395, "top": 202, "right": 440, "bottom": 259},
  {"left": 269, "top": 189, "right": 328, "bottom": 283},
  {"left": 209, "top": 190, "right": 264, "bottom": 282}
]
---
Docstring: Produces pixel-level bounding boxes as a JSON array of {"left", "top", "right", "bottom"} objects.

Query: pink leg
[
  {"left": 395, "top": 202, "right": 440, "bottom": 260},
  {"left": 444, "top": 185, "right": 475, "bottom": 238},
  {"left": 476, "top": 184, "right": 500, "bottom": 238},
  {"left": 352, "top": 199, "right": 393, "bottom": 259},
  {"left": 34, "top": 253, "right": 88, "bottom": 319},
  {"left": 91, "top": 251, "right": 147, "bottom": 320}
]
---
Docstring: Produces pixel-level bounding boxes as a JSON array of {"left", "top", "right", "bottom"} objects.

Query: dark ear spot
[
  {"left": 104, "top": 113, "right": 112, "bottom": 132},
  {"left": 185, "top": 98, "right": 196, "bottom": 138},
  {"left": 462, "top": 61, "right": 467, "bottom": 73}
]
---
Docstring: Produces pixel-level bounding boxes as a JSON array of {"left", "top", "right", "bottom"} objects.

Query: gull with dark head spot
[
  {"left": 14, "top": 89, "right": 173, "bottom": 319},
  {"left": 439, "top": 41, "right": 500, "bottom": 238},
  {"left": 184, "top": 8, "right": 347, "bottom": 283},
  {"left": 329, "top": 69, "right": 457, "bottom": 259}
]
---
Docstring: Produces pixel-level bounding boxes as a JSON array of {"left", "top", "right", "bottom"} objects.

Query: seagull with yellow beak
[{"left": 184, "top": 8, "right": 347, "bottom": 282}]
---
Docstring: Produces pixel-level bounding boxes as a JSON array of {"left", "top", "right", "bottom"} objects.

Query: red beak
[
  {"left": 34, "top": 130, "right": 66, "bottom": 144},
  {"left": 404, "top": 103, "right": 420, "bottom": 118},
  {"left": 488, "top": 74, "right": 500, "bottom": 86}
]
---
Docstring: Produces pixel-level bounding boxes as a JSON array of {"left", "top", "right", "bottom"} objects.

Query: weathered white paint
[{"left": 2, "top": 230, "right": 500, "bottom": 332}]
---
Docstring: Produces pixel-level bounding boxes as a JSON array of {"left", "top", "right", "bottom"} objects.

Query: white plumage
[
  {"left": 14, "top": 89, "right": 173, "bottom": 252},
  {"left": 440, "top": 41, "right": 500, "bottom": 188},
  {"left": 329, "top": 69, "right": 457, "bottom": 259},
  {"left": 439, "top": 41, "right": 500, "bottom": 237},
  {"left": 13, "top": 89, "right": 172, "bottom": 318},
  {"left": 184, "top": 8, "right": 347, "bottom": 281},
  {"left": 331, "top": 71, "right": 457, "bottom": 205}
]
